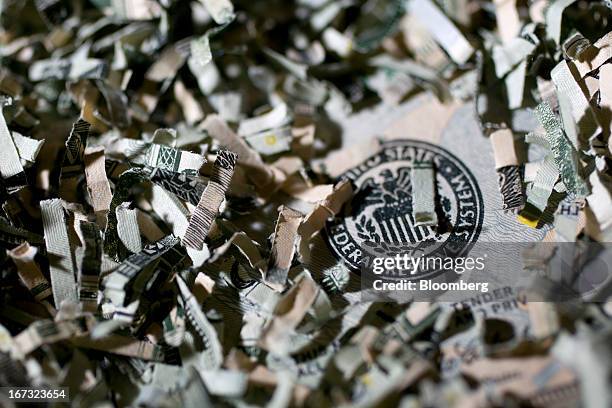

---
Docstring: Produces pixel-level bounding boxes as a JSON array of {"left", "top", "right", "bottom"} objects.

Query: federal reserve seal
[{"left": 325, "top": 140, "right": 484, "bottom": 277}]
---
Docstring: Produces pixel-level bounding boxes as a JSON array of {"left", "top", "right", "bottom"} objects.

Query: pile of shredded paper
[{"left": 0, "top": 0, "right": 611, "bottom": 406}]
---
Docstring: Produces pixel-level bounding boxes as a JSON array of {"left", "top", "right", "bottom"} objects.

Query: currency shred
[{"left": 0, "top": 0, "right": 611, "bottom": 407}]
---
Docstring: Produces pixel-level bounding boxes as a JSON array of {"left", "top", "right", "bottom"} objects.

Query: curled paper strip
[
  {"left": 183, "top": 150, "right": 237, "bottom": 250},
  {"left": 7, "top": 243, "right": 52, "bottom": 302},
  {"left": 411, "top": 160, "right": 438, "bottom": 227},
  {"left": 40, "top": 199, "right": 78, "bottom": 308},
  {"left": 264, "top": 205, "right": 305, "bottom": 292}
]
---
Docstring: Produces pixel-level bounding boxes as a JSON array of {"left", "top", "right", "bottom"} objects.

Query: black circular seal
[{"left": 324, "top": 140, "right": 484, "bottom": 277}]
